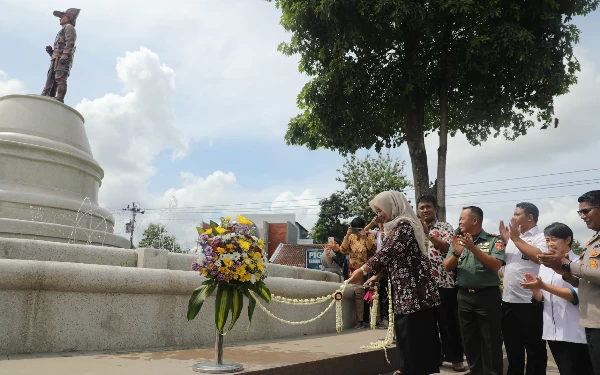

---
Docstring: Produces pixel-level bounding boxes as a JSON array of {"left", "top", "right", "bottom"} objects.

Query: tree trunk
[
  {"left": 437, "top": 85, "right": 448, "bottom": 222},
  {"left": 436, "top": 19, "right": 452, "bottom": 222},
  {"left": 404, "top": 95, "right": 431, "bottom": 207}
]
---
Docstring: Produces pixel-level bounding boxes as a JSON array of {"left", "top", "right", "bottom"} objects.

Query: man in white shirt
[{"left": 499, "top": 202, "right": 548, "bottom": 375}]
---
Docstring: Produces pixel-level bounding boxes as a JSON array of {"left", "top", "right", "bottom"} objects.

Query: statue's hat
[{"left": 53, "top": 8, "right": 81, "bottom": 26}]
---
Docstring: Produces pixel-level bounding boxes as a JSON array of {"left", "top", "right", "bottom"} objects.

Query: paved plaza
[{"left": 0, "top": 329, "right": 559, "bottom": 375}]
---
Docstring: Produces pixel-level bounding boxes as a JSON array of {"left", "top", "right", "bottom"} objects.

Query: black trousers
[
  {"left": 395, "top": 308, "right": 441, "bottom": 375},
  {"left": 435, "top": 287, "right": 464, "bottom": 363},
  {"left": 502, "top": 301, "right": 547, "bottom": 375},
  {"left": 548, "top": 340, "right": 593, "bottom": 375},
  {"left": 458, "top": 287, "right": 503, "bottom": 375},
  {"left": 586, "top": 328, "right": 600, "bottom": 375}
]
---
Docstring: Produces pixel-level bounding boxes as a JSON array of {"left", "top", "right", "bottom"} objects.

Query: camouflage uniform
[{"left": 41, "top": 8, "right": 80, "bottom": 103}]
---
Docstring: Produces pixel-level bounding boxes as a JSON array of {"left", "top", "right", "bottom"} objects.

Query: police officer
[
  {"left": 444, "top": 206, "right": 505, "bottom": 375},
  {"left": 538, "top": 190, "right": 600, "bottom": 374}
]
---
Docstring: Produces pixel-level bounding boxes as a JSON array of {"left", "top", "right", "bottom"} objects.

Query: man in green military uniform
[{"left": 444, "top": 206, "right": 505, "bottom": 375}]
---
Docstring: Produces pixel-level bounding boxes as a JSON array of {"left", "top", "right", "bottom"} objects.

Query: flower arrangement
[{"left": 187, "top": 216, "right": 271, "bottom": 333}]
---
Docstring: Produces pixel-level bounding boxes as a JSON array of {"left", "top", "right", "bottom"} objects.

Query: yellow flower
[
  {"left": 251, "top": 251, "right": 261, "bottom": 259},
  {"left": 223, "top": 258, "right": 233, "bottom": 267},
  {"left": 240, "top": 273, "right": 252, "bottom": 282},
  {"left": 256, "top": 260, "right": 264, "bottom": 271},
  {"left": 237, "top": 215, "right": 253, "bottom": 225},
  {"left": 205, "top": 229, "right": 212, "bottom": 235},
  {"left": 224, "top": 216, "right": 231, "bottom": 221},
  {"left": 217, "top": 247, "right": 226, "bottom": 254},
  {"left": 200, "top": 268, "right": 208, "bottom": 276},
  {"left": 238, "top": 240, "right": 250, "bottom": 251},
  {"left": 226, "top": 244, "right": 234, "bottom": 250},
  {"left": 247, "top": 263, "right": 255, "bottom": 269},
  {"left": 215, "top": 227, "right": 227, "bottom": 235},
  {"left": 257, "top": 239, "right": 264, "bottom": 250},
  {"left": 218, "top": 266, "right": 230, "bottom": 275}
]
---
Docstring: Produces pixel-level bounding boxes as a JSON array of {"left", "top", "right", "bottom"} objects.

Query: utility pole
[{"left": 124, "top": 202, "right": 144, "bottom": 249}]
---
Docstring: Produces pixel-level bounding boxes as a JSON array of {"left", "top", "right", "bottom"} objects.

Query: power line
[
  {"left": 105, "top": 178, "right": 597, "bottom": 215},
  {"left": 131, "top": 168, "right": 597, "bottom": 211}
]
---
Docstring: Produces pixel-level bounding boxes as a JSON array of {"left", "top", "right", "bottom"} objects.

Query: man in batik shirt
[
  {"left": 417, "top": 195, "right": 465, "bottom": 372},
  {"left": 340, "top": 216, "right": 376, "bottom": 328}
]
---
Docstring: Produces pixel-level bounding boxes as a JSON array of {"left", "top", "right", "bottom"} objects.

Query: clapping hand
[
  {"left": 509, "top": 218, "right": 521, "bottom": 241},
  {"left": 451, "top": 235, "right": 465, "bottom": 255},
  {"left": 499, "top": 220, "right": 510, "bottom": 243},
  {"left": 537, "top": 249, "right": 567, "bottom": 271},
  {"left": 460, "top": 233, "right": 475, "bottom": 251},
  {"left": 520, "top": 273, "right": 543, "bottom": 292}
]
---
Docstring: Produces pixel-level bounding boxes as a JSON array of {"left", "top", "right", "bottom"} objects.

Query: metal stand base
[{"left": 192, "top": 362, "right": 243, "bottom": 373}]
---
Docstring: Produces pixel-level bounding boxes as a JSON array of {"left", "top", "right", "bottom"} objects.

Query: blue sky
[{"left": 1, "top": 1, "right": 599, "bottom": 249}]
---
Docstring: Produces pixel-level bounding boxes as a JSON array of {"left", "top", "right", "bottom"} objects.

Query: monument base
[{"left": 0, "top": 94, "right": 127, "bottom": 248}]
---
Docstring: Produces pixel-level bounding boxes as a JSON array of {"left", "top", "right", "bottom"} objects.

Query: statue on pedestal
[{"left": 41, "top": 8, "right": 81, "bottom": 103}]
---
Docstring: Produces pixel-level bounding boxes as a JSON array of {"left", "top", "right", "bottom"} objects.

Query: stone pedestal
[{"left": 0, "top": 94, "right": 128, "bottom": 248}]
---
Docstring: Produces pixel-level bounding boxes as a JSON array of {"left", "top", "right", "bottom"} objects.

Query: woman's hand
[
  {"left": 347, "top": 268, "right": 364, "bottom": 284},
  {"left": 363, "top": 275, "right": 378, "bottom": 289},
  {"left": 520, "top": 273, "right": 544, "bottom": 292}
]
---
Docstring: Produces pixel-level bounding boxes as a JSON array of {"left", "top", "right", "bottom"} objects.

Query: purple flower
[
  {"left": 217, "top": 274, "right": 225, "bottom": 281},
  {"left": 191, "top": 260, "right": 201, "bottom": 272}
]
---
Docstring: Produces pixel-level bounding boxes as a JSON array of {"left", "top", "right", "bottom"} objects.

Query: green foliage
[
  {"left": 311, "top": 153, "right": 411, "bottom": 242},
  {"left": 138, "top": 223, "right": 182, "bottom": 253},
  {"left": 271, "top": 0, "right": 597, "bottom": 151},
  {"left": 337, "top": 153, "right": 412, "bottom": 221},
  {"left": 268, "top": 0, "right": 598, "bottom": 200},
  {"left": 572, "top": 239, "right": 585, "bottom": 256},
  {"left": 311, "top": 192, "right": 350, "bottom": 243}
]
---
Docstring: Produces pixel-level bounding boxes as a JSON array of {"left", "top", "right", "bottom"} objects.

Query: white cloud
[
  {"left": 0, "top": 70, "right": 25, "bottom": 96},
  {"left": 75, "top": 47, "right": 190, "bottom": 209},
  {"left": 270, "top": 189, "right": 321, "bottom": 228}
]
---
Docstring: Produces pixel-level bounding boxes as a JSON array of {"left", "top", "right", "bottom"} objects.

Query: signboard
[{"left": 305, "top": 248, "right": 324, "bottom": 270}]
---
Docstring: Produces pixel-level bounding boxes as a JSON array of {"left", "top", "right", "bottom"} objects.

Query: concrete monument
[{"left": 0, "top": 94, "right": 128, "bottom": 247}]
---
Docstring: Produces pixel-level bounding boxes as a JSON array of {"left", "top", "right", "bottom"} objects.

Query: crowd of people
[{"left": 324, "top": 189, "right": 600, "bottom": 375}]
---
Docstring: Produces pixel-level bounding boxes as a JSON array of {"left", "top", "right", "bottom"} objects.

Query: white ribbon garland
[
  {"left": 369, "top": 284, "right": 379, "bottom": 329},
  {"left": 361, "top": 279, "right": 394, "bottom": 364},
  {"left": 251, "top": 282, "right": 347, "bottom": 332}
]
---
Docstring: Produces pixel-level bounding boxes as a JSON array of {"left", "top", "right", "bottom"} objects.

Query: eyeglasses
[{"left": 577, "top": 207, "right": 599, "bottom": 216}]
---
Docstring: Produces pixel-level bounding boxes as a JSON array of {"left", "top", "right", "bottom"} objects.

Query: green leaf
[
  {"left": 214, "top": 282, "right": 232, "bottom": 331},
  {"left": 226, "top": 287, "right": 244, "bottom": 332},
  {"left": 209, "top": 220, "right": 220, "bottom": 233},
  {"left": 187, "top": 282, "right": 217, "bottom": 321},
  {"left": 249, "top": 281, "right": 271, "bottom": 303},
  {"left": 242, "top": 286, "right": 257, "bottom": 331}
]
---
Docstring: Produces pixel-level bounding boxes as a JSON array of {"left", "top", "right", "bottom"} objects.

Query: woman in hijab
[{"left": 348, "top": 191, "right": 441, "bottom": 375}]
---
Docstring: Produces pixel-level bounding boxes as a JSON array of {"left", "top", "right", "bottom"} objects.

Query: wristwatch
[
  {"left": 452, "top": 252, "right": 461, "bottom": 258},
  {"left": 561, "top": 260, "right": 571, "bottom": 273}
]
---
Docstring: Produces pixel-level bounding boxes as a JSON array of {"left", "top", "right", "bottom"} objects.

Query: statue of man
[{"left": 41, "top": 8, "right": 81, "bottom": 103}]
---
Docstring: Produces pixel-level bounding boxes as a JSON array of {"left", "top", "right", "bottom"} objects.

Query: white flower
[{"left": 250, "top": 274, "right": 257, "bottom": 284}]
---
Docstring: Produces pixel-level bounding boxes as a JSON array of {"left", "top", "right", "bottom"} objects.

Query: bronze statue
[{"left": 41, "top": 8, "right": 80, "bottom": 103}]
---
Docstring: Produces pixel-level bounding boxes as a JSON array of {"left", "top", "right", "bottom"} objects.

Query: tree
[
  {"left": 138, "top": 223, "right": 182, "bottom": 253},
  {"left": 572, "top": 239, "right": 585, "bottom": 256},
  {"left": 311, "top": 153, "right": 411, "bottom": 243},
  {"left": 268, "top": 0, "right": 598, "bottom": 221},
  {"left": 337, "top": 153, "right": 412, "bottom": 221},
  {"left": 311, "top": 192, "right": 350, "bottom": 244}
]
